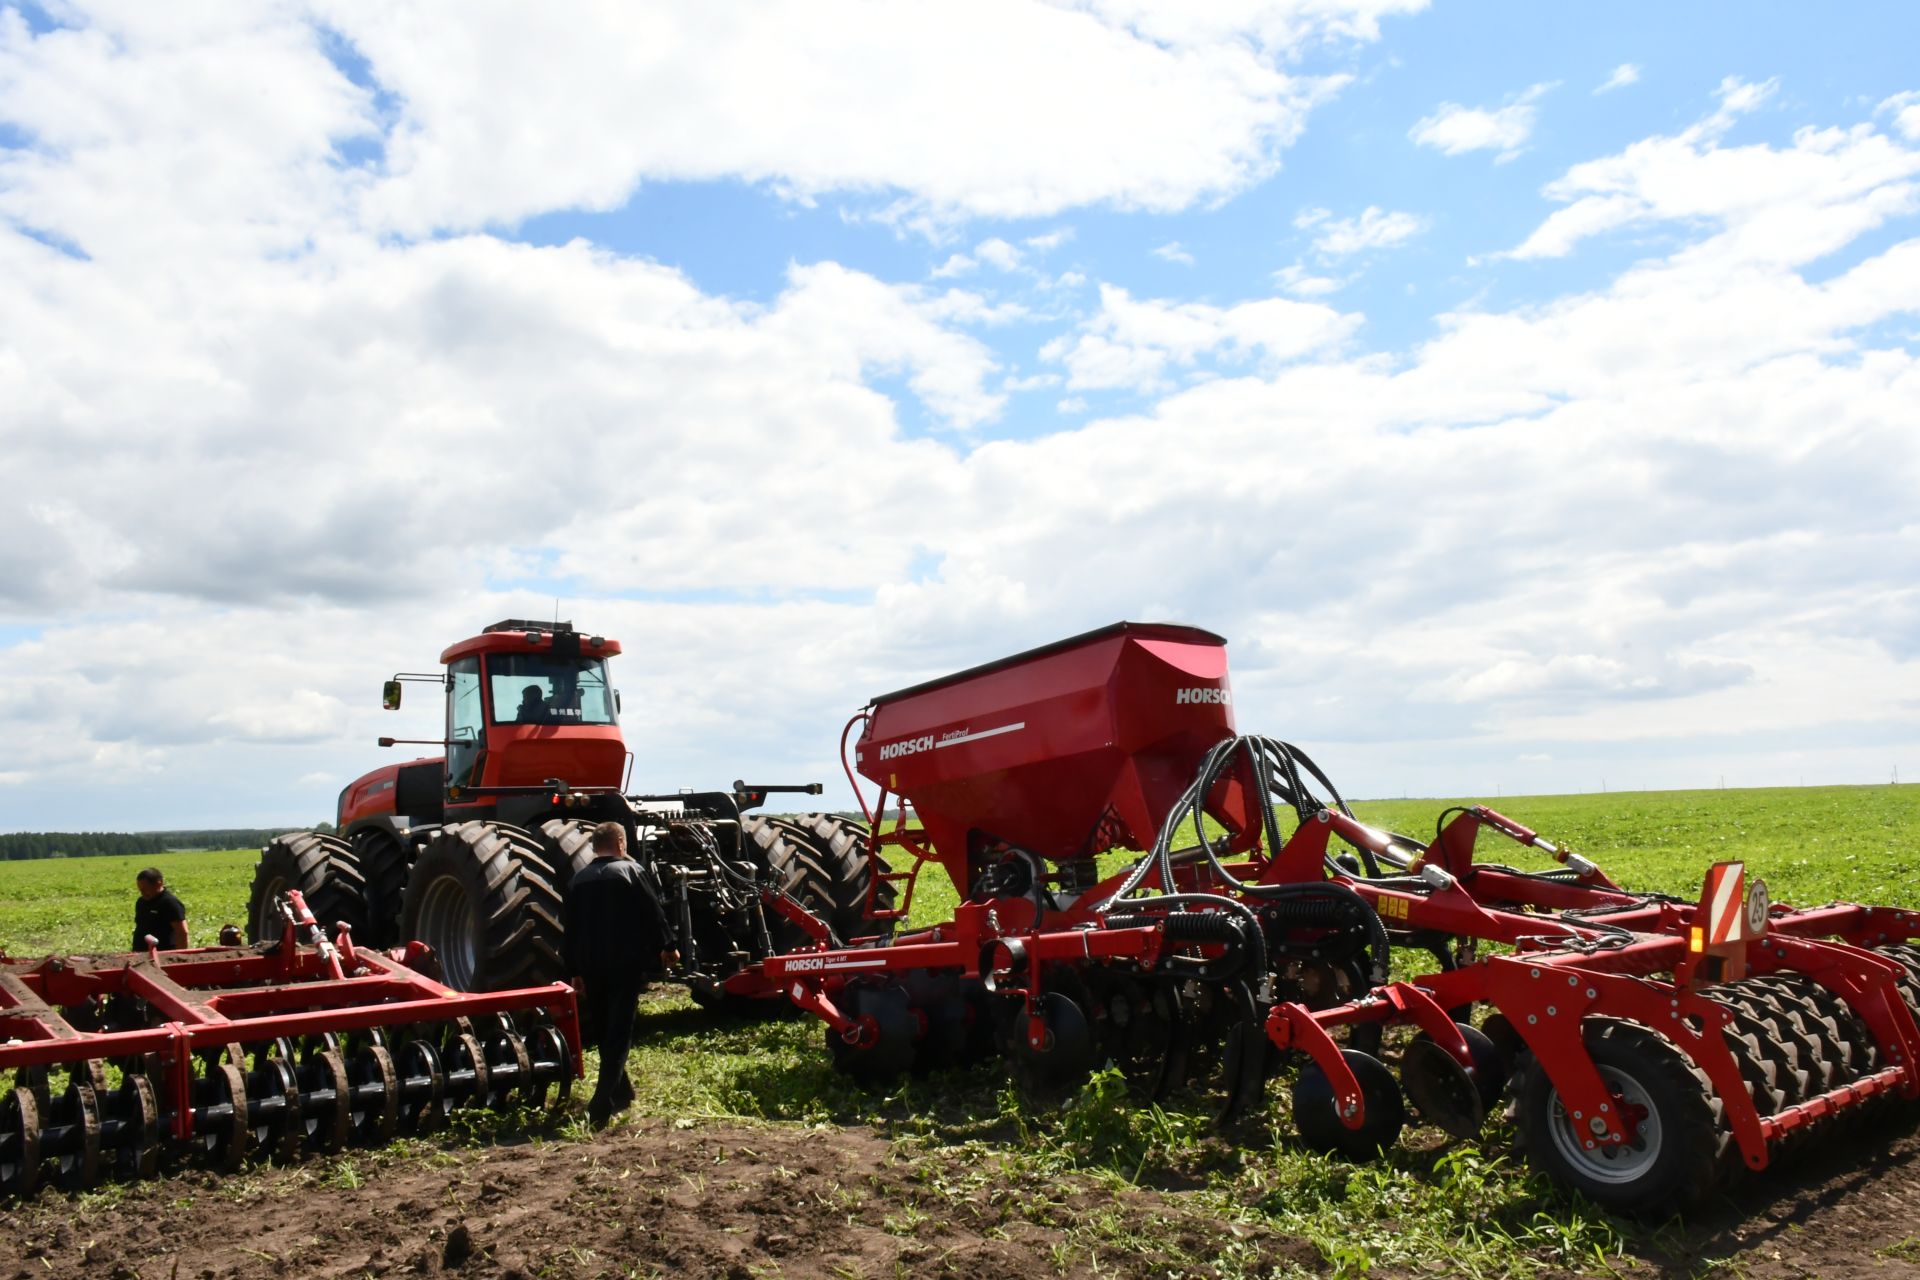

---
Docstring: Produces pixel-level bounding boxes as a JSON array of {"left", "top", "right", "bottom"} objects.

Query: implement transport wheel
[
  {"left": 401, "top": 822, "right": 566, "bottom": 991},
  {"left": 247, "top": 831, "right": 371, "bottom": 943},
  {"left": 1515, "top": 1019, "right": 1724, "bottom": 1216},
  {"left": 1293, "top": 1048, "right": 1406, "bottom": 1159}
]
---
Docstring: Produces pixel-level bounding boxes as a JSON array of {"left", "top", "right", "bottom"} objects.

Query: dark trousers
[{"left": 581, "top": 973, "right": 641, "bottom": 1106}]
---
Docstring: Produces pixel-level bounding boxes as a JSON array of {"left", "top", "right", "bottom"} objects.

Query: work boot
[
  {"left": 610, "top": 1071, "right": 634, "bottom": 1110},
  {"left": 587, "top": 1094, "right": 612, "bottom": 1129}
]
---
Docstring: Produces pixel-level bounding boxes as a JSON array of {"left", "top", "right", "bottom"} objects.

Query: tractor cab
[{"left": 375, "top": 619, "right": 629, "bottom": 824}]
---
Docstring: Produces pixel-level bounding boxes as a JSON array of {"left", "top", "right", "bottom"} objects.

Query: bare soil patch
[
  {"left": 0, "top": 1118, "right": 1317, "bottom": 1280},
  {"left": 3, "top": 1113, "right": 1919, "bottom": 1278}
]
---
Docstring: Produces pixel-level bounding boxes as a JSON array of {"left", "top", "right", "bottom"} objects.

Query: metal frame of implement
[
  {"left": 751, "top": 622, "right": 1920, "bottom": 1209},
  {"left": 0, "top": 892, "right": 580, "bottom": 1193}
]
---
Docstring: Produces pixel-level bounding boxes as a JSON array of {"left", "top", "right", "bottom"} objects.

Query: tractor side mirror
[
  {"left": 382, "top": 680, "right": 403, "bottom": 710},
  {"left": 614, "top": 690, "right": 622, "bottom": 714}
]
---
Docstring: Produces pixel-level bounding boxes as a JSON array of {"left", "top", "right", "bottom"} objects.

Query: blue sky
[
  {"left": 0, "top": 1, "right": 1917, "bottom": 829},
  {"left": 522, "top": 3, "right": 1919, "bottom": 401}
]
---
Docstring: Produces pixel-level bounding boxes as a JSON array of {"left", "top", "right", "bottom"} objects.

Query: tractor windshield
[{"left": 488, "top": 654, "right": 617, "bottom": 726}]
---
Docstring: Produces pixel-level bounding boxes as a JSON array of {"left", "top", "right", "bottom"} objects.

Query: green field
[
  {"left": 3, "top": 784, "right": 1917, "bottom": 1277},
  {"left": 0, "top": 846, "right": 262, "bottom": 956}
]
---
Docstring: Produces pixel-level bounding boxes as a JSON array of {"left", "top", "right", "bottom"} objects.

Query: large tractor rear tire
[
  {"left": 247, "top": 833, "right": 370, "bottom": 944},
  {"left": 399, "top": 822, "right": 566, "bottom": 992},
  {"left": 744, "top": 816, "right": 838, "bottom": 953},
  {"left": 766, "top": 812, "right": 894, "bottom": 941},
  {"left": 352, "top": 827, "right": 413, "bottom": 949}
]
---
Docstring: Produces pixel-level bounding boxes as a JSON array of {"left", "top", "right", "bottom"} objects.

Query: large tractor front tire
[
  {"left": 247, "top": 832, "right": 370, "bottom": 944},
  {"left": 534, "top": 818, "right": 599, "bottom": 899},
  {"left": 399, "top": 822, "right": 566, "bottom": 992}
]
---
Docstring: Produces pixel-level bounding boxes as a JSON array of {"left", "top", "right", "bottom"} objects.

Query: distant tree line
[{"left": 0, "top": 826, "right": 328, "bottom": 861}]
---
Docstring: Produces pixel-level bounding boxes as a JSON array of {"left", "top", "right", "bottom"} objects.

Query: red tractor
[{"left": 246, "top": 619, "right": 886, "bottom": 1000}]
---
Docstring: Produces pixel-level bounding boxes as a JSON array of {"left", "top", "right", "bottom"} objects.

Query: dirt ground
[{"left": 3, "top": 1116, "right": 1919, "bottom": 1279}]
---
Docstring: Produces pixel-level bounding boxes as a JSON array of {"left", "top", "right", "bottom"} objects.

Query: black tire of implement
[
  {"left": 353, "top": 827, "right": 412, "bottom": 949},
  {"left": 399, "top": 822, "right": 566, "bottom": 992},
  {"left": 1714, "top": 993, "right": 1799, "bottom": 1099},
  {"left": 535, "top": 817, "right": 600, "bottom": 900},
  {"left": 1779, "top": 973, "right": 1885, "bottom": 1138},
  {"left": 770, "top": 811, "right": 896, "bottom": 940},
  {"left": 247, "top": 832, "right": 371, "bottom": 944},
  {"left": 1872, "top": 943, "right": 1920, "bottom": 1022},
  {"left": 1742, "top": 976, "right": 1848, "bottom": 1095},
  {"left": 1513, "top": 1019, "right": 1725, "bottom": 1217}
]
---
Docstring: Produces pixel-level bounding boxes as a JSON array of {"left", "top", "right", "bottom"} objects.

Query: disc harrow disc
[
  {"left": 1003, "top": 991, "right": 1097, "bottom": 1102},
  {"left": 51, "top": 1079, "right": 102, "bottom": 1190},
  {"left": 113, "top": 1075, "right": 161, "bottom": 1181},
  {"left": 828, "top": 985, "right": 917, "bottom": 1086},
  {"left": 482, "top": 1030, "right": 532, "bottom": 1110},
  {"left": 347, "top": 1043, "right": 400, "bottom": 1144},
  {"left": 195, "top": 1058, "right": 251, "bottom": 1172},
  {"left": 443, "top": 1028, "right": 491, "bottom": 1110},
  {"left": 523, "top": 1022, "right": 572, "bottom": 1116},
  {"left": 246, "top": 1052, "right": 303, "bottom": 1165},
  {"left": 1086, "top": 971, "right": 1187, "bottom": 1100},
  {"left": 0, "top": 1087, "right": 42, "bottom": 1195},
  {"left": 398, "top": 1038, "right": 448, "bottom": 1132},
  {"left": 1293, "top": 1048, "right": 1407, "bottom": 1159},
  {"left": 300, "top": 1044, "right": 352, "bottom": 1154}
]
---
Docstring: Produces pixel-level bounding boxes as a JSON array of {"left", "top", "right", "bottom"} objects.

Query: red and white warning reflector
[{"left": 1695, "top": 861, "right": 1770, "bottom": 951}]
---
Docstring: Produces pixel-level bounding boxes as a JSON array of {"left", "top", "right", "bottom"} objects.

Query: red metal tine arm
[{"left": 1266, "top": 1001, "right": 1371, "bottom": 1130}]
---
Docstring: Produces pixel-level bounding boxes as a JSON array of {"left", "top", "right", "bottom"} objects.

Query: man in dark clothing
[
  {"left": 562, "top": 822, "right": 673, "bottom": 1127},
  {"left": 516, "top": 684, "right": 550, "bottom": 724},
  {"left": 133, "top": 868, "right": 189, "bottom": 951}
]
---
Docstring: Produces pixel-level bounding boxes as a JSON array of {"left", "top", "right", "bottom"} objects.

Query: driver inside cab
[{"left": 516, "top": 684, "right": 550, "bottom": 724}]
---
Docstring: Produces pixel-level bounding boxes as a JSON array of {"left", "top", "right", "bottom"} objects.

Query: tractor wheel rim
[
  {"left": 253, "top": 876, "right": 288, "bottom": 939},
  {"left": 416, "top": 875, "right": 479, "bottom": 989},
  {"left": 1547, "top": 1065, "right": 1661, "bottom": 1184}
]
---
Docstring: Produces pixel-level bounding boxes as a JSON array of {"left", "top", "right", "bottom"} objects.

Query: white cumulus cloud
[
  {"left": 1596, "top": 64, "right": 1641, "bottom": 95},
  {"left": 1042, "top": 284, "right": 1359, "bottom": 391},
  {"left": 1882, "top": 91, "right": 1920, "bottom": 142},
  {"left": 1296, "top": 205, "right": 1429, "bottom": 256},
  {"left": 1410, "top": 82, "right": 1556, "bottom": 162},
  {"left": 1506, "top": 78, "right": 1918, "bottom": 263}
]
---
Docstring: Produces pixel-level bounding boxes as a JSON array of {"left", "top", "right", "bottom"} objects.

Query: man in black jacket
[
  {"left": 133, "top": 867, "right": 189, "bottom": 951},
  {"left": 563, "top": 821, "right": 673, "bottom": 1127}
]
